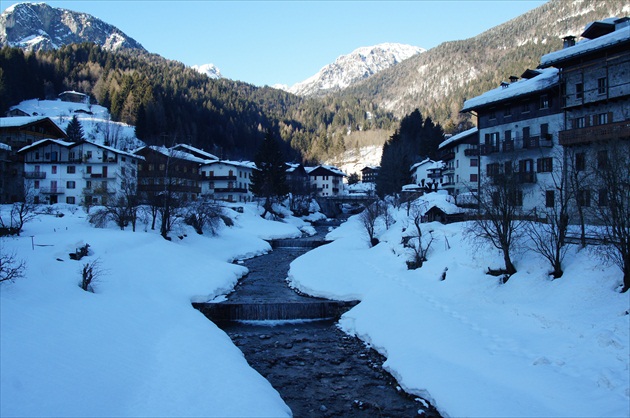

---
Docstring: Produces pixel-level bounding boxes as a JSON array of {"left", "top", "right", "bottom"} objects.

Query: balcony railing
[
  {"left": 427, "top": 172, "right": 442, "bottom": 179},
  {"left": 502, "top": 140, "right": 515, "bottom": 152},
  {"left": 559, "top": 120, "right": 630, "bottom": 146},
  {"left": 24, "top": 171, "right": 46, "bottom": 179},
  {"left": 205, "top": 175, "right": 237, "bottom": 181},
  {"left": 464, "top": 147, "right": 479, "bottom": 157},
  {"left": 83, "top": 173, "right": 113, "bottom": 179},
  {"left": 523, "top": 135, "right": 553, "bottom": 149},
  {"left": 214, "top": 187, "right": 248, "bottom": 193},
  {"left": 39, "top": 186, "right": 65, "bottom": 194},
  {"left": 480, "top": 144, "right": 500, "bottom": 155},
  {"left": 138, "top": 184, "right": 201, "bottom": 194},
  {"left": 440, "top": 151, "right": 455, "bottom": 161}
]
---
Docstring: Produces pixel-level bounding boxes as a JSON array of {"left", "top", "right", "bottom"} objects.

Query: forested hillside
[
  {"left": 0, "top": 43, "right": 395, "bottom": 161},
  {"left": 342, "top": 0, "right": 628, "bottom": 132}
]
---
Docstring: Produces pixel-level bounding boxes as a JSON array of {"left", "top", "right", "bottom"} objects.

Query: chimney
[
  {"left": 563, "top": 35, "right": 576, "bottom": 49},
  {"left": 509, "top": 75, "right": 519, "bottom": 83}
]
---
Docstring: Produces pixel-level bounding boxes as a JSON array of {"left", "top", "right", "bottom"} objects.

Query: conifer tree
[
  {"left": 66, "top": 115, "right": 84, "bottom": 142},
  {"left": 250, "top": 130, "right": 289, "bottom": 218}
]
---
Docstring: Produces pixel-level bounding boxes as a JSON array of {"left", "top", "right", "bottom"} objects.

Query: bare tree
[
  {"left": 185, "top": 197, "right": 223, "bottom": 235},
  {"left": 79, "top": 259, "right": 102, "bottom": 293},
  {"left": 590, "top": 143, "right": 630, "bottom": 292},
  {"left": 1, "top": 181, "right": 39, "bottom": 236},
  {"left": 404, "top": 201, "right": 434, "bottom": 269},
  {"left": 564, "top": 147, "right": 594, "bottom": 248},
  {"left": 467, "top": 162, "right": 528, "bottom": 278},
  {"left": 359, "top": 201, "right": 383, "bottom": 247},
  {"left": 525, "top": 151, "right": 572, "bottom": 278},
  {"left": 0, "top": 246, "right": 26, "bottom": 283},
  {"left": 88, "top": 175, "right": 139, "bottom": 231}
]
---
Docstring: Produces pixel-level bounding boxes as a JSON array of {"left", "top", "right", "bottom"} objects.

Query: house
[
  {"left": 540, "top": 17, "right": 630, "bottom": 212},
  {"left": 438, "top": 127, "right": 479, "bottom": 199},
  {"left": 199, "top": 160, "right": 255, "bottom": 203},
  {"left": 461, "top": 67, "right": 563, "bottom": 214},
  {"left": 410, "top": 158, "right": 444, "bottom": 192},
  {"left": 306, "top": 165, "right": 346, "bottom": 197},
  {"left": 134, "top": 146, "right": 203, "bottom": 203},
  {"left": 170, "top": 144, "right": 219, "bottom": 161},
  {"left": 58, "top": 91, "right": 90, "bottom": 104},
  {"left": 0, "top": 116, "right": 67, "bottom": 203},
  {"left": 6, "top": 108, "right": 30, "bottom": 117},
  {"left": 361, "top": 166, "right": 380, "bottom": 183},
  {"left": 18, "top": 139, "right": 141, "bottom": 205},
  {"left": 285, "top": 163, "right": 311, "bottom": 196}
]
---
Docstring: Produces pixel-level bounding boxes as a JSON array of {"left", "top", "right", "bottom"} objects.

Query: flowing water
[{"left": 195, "top": 225, "right": 440, "bottom": 417}]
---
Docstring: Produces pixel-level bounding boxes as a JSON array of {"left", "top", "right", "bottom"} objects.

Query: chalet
[
  {"left": 540, "top": 17, "right": 630, "bottom": 212},
  {"left": 19, "top": 139, "right": 141, "bottom": 205},
  {"left": 306, "top": 165, "right": 346, "bottom": 197},
  {"left": 0, "top": 116, "right": 67, "bottom": 203},
  {"left": 58, "top": 91, "right": 90, "bottom": 104},
  {"left": 361, "top": 166, "right": 380, "bottom": 183},
  {"left": 437, "top": 127, "right": 479, "bottom": 198},
  {"left": 410, "top": 159, "right": 444, "bottom": 192},
  {"left": 461, "top": 67, "right": 563, "bottom": 214},
  {"left": 285, "top": 163, "right": 311, "bottom": 196},
  {"left": 134, "top": 146, "right": 202, "bottom": 202},
  {"left": 170, "top": 144, "right": 219, "bottom": 161},
  {"left": 199, "top": 160, "right": 255, "bottom": 203}
]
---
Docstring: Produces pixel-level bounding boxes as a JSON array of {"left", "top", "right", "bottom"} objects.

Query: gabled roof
[
  {"left": 0, "top": 116, "right": 67, "bottom": 138},
  {"left": 202, "top": 159, "right": 256, "bottom": 170},
  {"left": 306, "top": 165, "right": 346, "bottom": 177},
  {"left": 170, "top": 144, "right": 219, "bottom": 161},
  {"left": 134, "top": 145, "right": 207, "bottom": 164},
  {"left": 18, "top": 138, "right": 75, "bottom": 153},
  {"left": 540, "top": 18, "right": 630, "bottom": 68},
  {"left": 410, "top": 158, "right": 435, "bottom": 171},
  {"left": 439, "top": 127, "right": 478, "bottom": 149},
  {"left": 72, "top": 140, "right": 143, "bottom": 160},
  {"left": 461, "top": 68, "right": 558, "bottom": 112}
]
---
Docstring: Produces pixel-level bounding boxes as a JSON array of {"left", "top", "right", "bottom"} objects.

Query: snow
[
  {"left": 461, "top": 68, "right": 559, "bottom": 111},
  {"left": 287, "top": 195, "right": 630, "bottom": 417},
  {"left": 541, "top": 24, "right": 630, "bottom": 67},
  {"left": 438, "top": 127, "right": 478, "bottom": 149},
  {"left": 9, "top": 99, "right": 143, "bottom": 151},
  {"left": 2, "top": 194, "right": 628, "bottom": 417}
]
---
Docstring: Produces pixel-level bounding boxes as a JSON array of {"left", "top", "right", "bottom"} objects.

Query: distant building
[
  {"left": 285, "top": 163, "right": 311, "bottom": 196},
  {"left": 199, "top": 160, "right": 255, "bottom": 203},
  {"left": 410, "top": 158, "right": 444, "bottom": 192},
  {"left": 306, "top": 165, "right": 346, "bottom": 197},
  {"left": 170, "top": 144, "right": 219, "bottom": 161},
  {"left": 58, "top": 91, "right": 90, "bottom": 105},
  {"left": 360, "top": 166, "right": 380, "bottom": 183},
  {"left": 438, "top": 127, "right": 479, "bottom": 198}
]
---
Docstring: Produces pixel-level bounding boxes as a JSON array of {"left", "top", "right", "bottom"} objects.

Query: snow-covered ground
[
  {"left": 10, "top": 98, "right": 143, "bottom": 151},
  {"left": 1, "top": 196, "right": 628, "bottom": 417},
  {"left": 288, "top": 196, "right": 630, "bottom": 417}
]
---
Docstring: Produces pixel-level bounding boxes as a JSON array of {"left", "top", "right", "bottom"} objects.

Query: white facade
[
  {"left": 199, "top": 160, "right": 255, "bottom": 202},
  {"left": 410, "top": 159, "right": 444, "bottom": 191},
  {"left": 438, "top": 127, "right": 480, "bottom": 197},
  {"left": 19, "top": 139, "right": 141, "bottom": 205},
  {"left": 306, "top": 165, "right": 346, "bottom": 197}
]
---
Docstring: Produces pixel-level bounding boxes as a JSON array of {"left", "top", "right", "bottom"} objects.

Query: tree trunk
[{"left": 503, "top": 249, "right": 517, "bottom": 275}]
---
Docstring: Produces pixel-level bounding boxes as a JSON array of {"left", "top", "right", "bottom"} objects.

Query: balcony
[
  {"left": 138, "top": 184, "right": 201, "bottom": 194},
  {"left": 502, "top": 140, "right": 515, "bottom": 152},
  {"left": 464, "top": 147, "right": 479, "bottom": 157},
  {"left": 440, "top": 151, "right": 455, "bottom": 161},
  {"left": 559, "top": 120, "right": 630, "bottom": 146},
  {"left": 206, "top": 175, "right": 237, "bottom": 181},
  {"left": 523, "top": 135, "right": 553, "bottom": 149},
  {"left": 214, "top": 187, "right": 248, "bottom": 193},
  {"left": 518, "top": 172, "right": 536, "bottom": 184},
  {"left": 83, "top": 173, "right": 112, "bottom": 179},
  {"left": 24, "top": 171, "right": 46, "bottom": 179},
  {"left": 480, "top": 144, "right": 500, "bottom": 155},
  {"left": 39, "top": 186, "right": 65, "bottom": 194}
]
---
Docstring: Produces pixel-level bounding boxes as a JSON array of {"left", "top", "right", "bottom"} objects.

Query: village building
[
  {"left": 360, "top": 166, "right": 380, "bottom": 183},
  {"left": 0, "top": 116, "right": 67, "bottom": 203},
  {"left": 410, "top": 158, "right": 444, "bottom": 192},
  {"left": 306, "top": 165, "right": 346, "bottom": 197},
  {"left": 437, "top": 127, "right": 479, "bottom": 200},
  {"left": 134, "top": 146, "right": 203, "bottom": 203},
  {"left": 539, "top": 17, "right": 630, "bottom": 213},
  {"left": 199, "top": 160, "right": 255, "bottom": 203},
  {"left": 58, "top": 91, "right": 90, "bottom": 105},
  {"left": 170, "top": 144, "right": 219, "bottom": 161},
  {"left": 18, "top": 139, "right": 141, "bottom": 205},
  {"left": 461, "top": 67, "right": 564, "bottom": 214},
  {"left": 285, "top": 163, "right": 311, "bottom": 196}
]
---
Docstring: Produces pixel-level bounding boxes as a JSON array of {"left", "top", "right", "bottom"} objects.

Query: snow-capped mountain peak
[
  {"left": 191, "top": 63, "right": 223, "bottom": 79},
  {"left": 287, "top": 42, "right": 425, "bottom": 96},
  {"left": 0, "top": 2, "right": 145, "bottom": 52}
]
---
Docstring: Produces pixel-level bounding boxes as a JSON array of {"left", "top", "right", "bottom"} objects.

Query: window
[
  {"left": 86, "top": 181, "right": 92, "bottom": 189},
  {"left": 487, "top": 163, "right": 500, "bottom": 176},
  {"left": 67, "top": 166, "right": 76, "bottom": 174},
  {"left": 66, "top": 181, "right": 76, "bottom": 189},
  {"left": 576, "top": 83, "right": 584, "bottom": 100},
  {"left": 159, "top": 164, "right": 166, "bottom": 171},
  {"left": 66, "top": 196, "right": 75, "bottom": 204},
  {"left": 121, "top": 167, "right": 126, "bottom": 176},
  {"left": 545, "top": 190, "right": 555, "bottom": 208},
  {"left": 51, "top": 165, "right": 57, "bottom": 174},
  {"left": 522, "top": 102, "right": 530, "bottom": 113},
  {"left": 575, "top": 153, "right": 586, "bottom": 171},
  {"left": 470, "top": 174, "right": 478, "bottom": 182},
  {"left": 597, "top": 150, "right": 608, "bottom": 169},
  {"left": 573, "top": 117, "right": 585, "bottom": 129},
  {"left": 86, "top": 151, "right": 92, "bottom": 159},
  {"left": 470, "top": 158, "right": 478, "bottom": 167},
  {"left": 504, "top": 106, "right": 512, "bottom": 117},
  {"left": 537, "top": 157, "right": 553, "bottom": 173},
  {"left": 34, "top": 180, "right": 40, "bottom": 189},
  {"left": 86, "top": 166, "right": 92, "bottom": 174},
  {"left": 598, "top": 189, "right": 609, "bottom": 207},
  {"left": 148, "top": 164, "right": 154, "bottom": 171},
  {"left": 35, "top": 152, "right": 40, "bottom": 160},
  {"left": 597, "top": 77, "right": 607, "bottom": 95},
  {"left": 488, "top": 108, "right": 496, "bottom": 120},
  {"left": 540, "top": 94, "right": 549, "bottom": 109},
  {"left": 577, "top": 189, "right": 591, "bottom": 207},
  {"left": 595, "top": 113, "right": 608, "bottom": 126}
]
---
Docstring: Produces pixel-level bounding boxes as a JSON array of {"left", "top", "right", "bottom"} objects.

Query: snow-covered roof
[
  {"left": 541, "top": 20, "right": 630, "bottom": 67},
  {"left": 142, "top": 145, "right": 208, "bottom": 164},
  {"left": 306, "top": 165, "right": 347, "bottom": 177},
  {"left": 409, "top": 158, "right": 434, "bottom": 171},
  {"left": 202, "top": 159, "right": 256, "bottom": 169},
  {"left": 439, "top": 127, "right": 478, "bottom": 149},
  {"left": 411, "top": 192, "right": 463, "bottom": 216},
  {"left": 79, "top": 140, "right": 143, "bottom": 160},
  {"left": 0, "top": 142, "right": 11, "bottom": 151},
  {"left": 0, "top": 116, "right": 50, "bottom": 128},
  {"left": 461, "top": 68, "right": 558, "bottom": 112},
  {"left": 170, "top": 144, "right": 219, "bottom": 161},
  {"left": 18, "top": 138, "right": 76, "bottom": 153}
]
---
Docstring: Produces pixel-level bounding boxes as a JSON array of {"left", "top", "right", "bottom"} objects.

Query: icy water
[{"left": 201, "top": 226, "right": 440, "bottom": 417}]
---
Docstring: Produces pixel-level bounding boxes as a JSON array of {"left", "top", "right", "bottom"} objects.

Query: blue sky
[{"left": 6, "top": 1, "right": 547, "bottom": 87}]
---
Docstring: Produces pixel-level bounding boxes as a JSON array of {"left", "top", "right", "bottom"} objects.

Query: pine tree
[
  {"left": 250, "top": 130, "right": 289, "bottom": 218},
  {"left": 65, "top": 115, "right": 84, "bottom": 142}
]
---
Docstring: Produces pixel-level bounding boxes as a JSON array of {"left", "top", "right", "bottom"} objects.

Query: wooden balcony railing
[
  {"left": 24, "top": 171, "right": 46, "bottom": 179},
  {"left": 559, "top": 120, "right": 630, "bottom": 146}
]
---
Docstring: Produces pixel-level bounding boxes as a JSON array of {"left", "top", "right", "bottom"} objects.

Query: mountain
[
  {"left": 0, "top": 2, "right": 145, "bottom": 52},
  {"left": 192, "top": 63, "right": 222, "bottom": 79},
  {"left": 287, "top": 43, "right": 425, "bottom": 97},
  {"left": 340, "top": 0, "right": 630, "bottom": 130}
]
